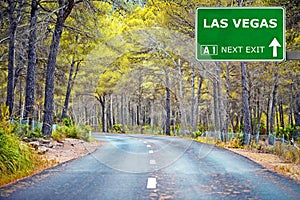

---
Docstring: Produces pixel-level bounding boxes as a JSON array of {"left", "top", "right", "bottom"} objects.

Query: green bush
[
  {"left": 113, "top": 124, "right": 122, "bottom": 133},
  {"left": 0, "top": 105, "right": 51, "bottom": 186},
  {"left": 0, "top": 132, "right": 31, "bottom": 173},
  {"left": 192, "top": 130, "right": 202, "bottom": 138},
  {"left": 67, "top": 126, "right": 79, "bottom": 139},
  {"left": 77, "top": 125, "right": 92, "bottom": 141},
  {"left": 52, "top": 124, "right": 92, "bottom": 142},
  {"left": 63, "top": 117, "right": 72, "bottom": 127},
  {"left": 14, "top": 122, "right": 43, "bottom": 139},
  {"left": 276, "top": 125, "right": 297, "bottom": 140},
  {"left": 52, "top": 130, "right": 63, "bottom": 141},
  {"left": 0, "top": 128, "right": 45, "bottom": 185}
]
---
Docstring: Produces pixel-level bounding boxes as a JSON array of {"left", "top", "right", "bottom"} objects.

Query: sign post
[{"left": 196, "top": 7, "right": 285, "bottom": 61}]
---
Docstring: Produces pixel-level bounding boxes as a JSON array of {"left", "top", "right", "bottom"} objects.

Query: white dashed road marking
[
  {"left": 149, "top": 150, "right": 154, "bottom": 154},
  {"left": 150, "top": 159, "right": 156, "bottom": 165},
  {"left": 147, "top": 144, "right": 151, "bottom": 148},
  {"left": 147, "top": 178, "right": 157, "bottom": 189}
]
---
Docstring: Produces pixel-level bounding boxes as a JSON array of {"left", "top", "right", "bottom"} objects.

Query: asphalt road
[{"left": 1, "top": 133, "right": 300, "bottom": 199}]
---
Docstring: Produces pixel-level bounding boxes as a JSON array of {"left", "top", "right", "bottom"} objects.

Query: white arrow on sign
[{"left": 269, "top": 38, "right": 281, "bottom": 57}]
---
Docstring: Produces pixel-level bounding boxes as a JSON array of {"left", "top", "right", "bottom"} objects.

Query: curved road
[{"left": 1, "top": 133, "right": 299, "bottom": 199}]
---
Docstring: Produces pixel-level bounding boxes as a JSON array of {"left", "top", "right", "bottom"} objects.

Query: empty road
[{"left": 1, "top": 133, "right": 300, "bottom": 199}]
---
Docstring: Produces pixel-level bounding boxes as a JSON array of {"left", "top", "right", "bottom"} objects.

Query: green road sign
[{"left": 196, "top": 7, "right": 285, "bottom": 61}]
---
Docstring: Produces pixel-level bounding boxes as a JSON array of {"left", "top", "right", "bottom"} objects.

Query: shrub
[
  {"left": 275, "top": 142, "right": 300, "bottom": 164},
  {"left": 192, "top": 130, "right": 203, "bottom": 138},
  {"left": 52, "top": 124, "right": 92, "bottom": 142},
  {"left": 276, "top": 125, "right": 297, "bottom": 140},
  {"left": 67, "top": 126, "right": 79, "bottom": 139},
  {"left": 0, "top": 129, "right": 48, "bottom": 186},
  {"left": 226, "top": 133, "right": 244, "bottom": 148},
  {"left": 0, "top": 105, "right": 51, "bottom": 186},
  {"left": 63, "top": 117, "right": 72, "bottom": 127},
  {"left": 77, "top": 125, "right": 92, "bottom": 141},
  {"left": 113, "top": 124, "right": 122, "bottom": 133},
  {"left": 52, "top": 130, "right": 63, "bottom": 141}
]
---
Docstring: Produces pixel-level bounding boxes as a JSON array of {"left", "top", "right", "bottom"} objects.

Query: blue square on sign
[{"left": 200, "top": 45, "right": 218, "bottom": 55}]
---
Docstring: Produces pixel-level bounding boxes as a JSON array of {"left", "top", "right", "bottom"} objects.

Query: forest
[{"left": 0, "top": 0, "right": 299, "bottom": 141}]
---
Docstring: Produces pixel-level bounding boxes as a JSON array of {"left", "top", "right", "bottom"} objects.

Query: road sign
[{"left": 196, "top": 7, "right": 285, "bottom": 61}]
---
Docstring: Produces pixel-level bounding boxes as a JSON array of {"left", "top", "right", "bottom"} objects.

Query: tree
[
  {"left": 42, "top": 0, "right": 76, "bottom": 136},
  {"left": 237, "top": 0, "right": 252, "bottom": 144},
  {"left": 165, "top": 66, "right": 171, "bottom": 135},
  {"left": 24, "top": 0, "right": 38, "bottom": 121},
  {"left": 60, "top": 59, "right": 81, "bottom": 121},
  {"left": 6, "top": 0, "right": 23, "bottom": 115}
]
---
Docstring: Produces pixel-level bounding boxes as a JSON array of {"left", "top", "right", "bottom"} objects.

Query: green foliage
[
  {"left": 275, "top": 142, "right": 300, "bottom": 164},
  {"left": 276, "top": 125, "right": 297, "bottom": 140},
  {"left": 192, "top": 126, "right": 207, "bottom": 138},
  {"left": 0, "top": 130, "right": 32, "bottom": 174},
  {"left": 192, "top": 130, "right": 202, "bottom": 138},
  {"left": 227, "top": 133, "right": 244, "bottom": 148},
  {"left": 78, "top": 125, "right": 93, "bottom": 141},
  {"left": 16, "top": 124, "right": 43, "bottom": 139},
  {"left": 113, "top": 124, "right": 123, "bottom": 133},
  {"left": 63, "top": 117, "right": 72, "bottom": 127},
  {"left": 0, "top": 123, "right": 48, "bottom": 185},
  {"left": 52, "top": 124, "right": 92, "bottom": 142},
  {"left": 52, "top": 130, "right": 64, "bottom": 141},
  {"left": 0, "top": 104, "right": 16, "bottom": 135}
]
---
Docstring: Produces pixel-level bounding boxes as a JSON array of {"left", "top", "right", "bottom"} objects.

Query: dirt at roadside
[
  {"left": 228, "top": 148, "right": 300, "bottom": 183},
  {"left": 42, "top": 138, "right": 102, "bottom": 166}
]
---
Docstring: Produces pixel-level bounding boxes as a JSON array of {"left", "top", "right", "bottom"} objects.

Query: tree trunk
[
  {"left": 239, "top": 0, "right": 251, "bottom": 144},
  {"left": 18, "top": 76, "right": 22, "bottom": 116},
  {"left": 241, "top": 62, "right": 252, "bottom": 143},
  {"left": 6, "top": 0, "right": 23, "bottom": 115},
  {"left": 42, "top": 0, "right": 75, "bottom": 136},
  {"left": 121, "top": 92, "right": 125, "bottom": 133},
  {"left": 224, "top": 64, "right": 230, "bottom": 133},
  {"left": 138, "top": 70, "right": 143, "bottom": 134},
  {"left": 177, "top": 58, "right": 186, "bottom": 134},
  {"left": 269, "top": 73, "right": 279, "bottom": 134},
  {"left": 216, "top": 63, "right": 224, "bottom": 133},
  {"left": 194, "top": 76, "right": 203, "bottom": 132},
  {"left": 151, "top": 99, "right": 154, "bottom": 133},
  {"left": 61, "top": 60, "right": 80, "bottom": 121},
  {"left": 253, "top": 88, "right": 258, "bottom": 134},
  {"left": 294, "top": 93, "right": 300, "bottom": 138},
  {"left": 256, "top": 84, "right": 266, "bottom": 135},
  {"left": 165, "top": 67, "right": 171, "bottom": 136},
  {"left": 278, "top": 95, "right": 284, "bottom": 128},
  {"left": 97, "top": 95, "right": 107, "bottom": 132},
  {"left": 84, "top": 106, "right": 88, "bottom": 125},
  {"left": 24, "top": 0, "right": 38, "bottom": 120},
  {"left": 14, "top": 40, "right": 25, "bottom": 92},
  {"left": 42, "top": 17, "right": 64, "bottom": 136},
  {"left": 128, "top": 100, "right": 133, "bottom": 131},
  {"left": 191, "top": 65, "right": 195, "bottom": 131},
  {"left": 110, "top": 94, "right": 114, "bottom": 129},
  {"left": 213, "top": 81, "right": 219, "bottom": 131},
  {"left": 289, "top": 84, "right": 294, "bottom": 126},
  {"left": 266, "top": 98, "right": 270, "bottom": 135}
]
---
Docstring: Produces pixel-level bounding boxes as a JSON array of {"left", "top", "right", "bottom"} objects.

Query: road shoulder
[{"left": 228, "top": 148, "right": 300, "bottom": 183}]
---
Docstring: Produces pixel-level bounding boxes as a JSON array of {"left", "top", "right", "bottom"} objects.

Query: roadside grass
[
  {"left": 0, "top": 129, "right": 53, "bottom": 186},
  {"left": 0, "top": 105, "right": 93, "bottom": 187},
  {"left": 0, "top": 123, "right": 91, "bottom": 187},
  {"left": 194, "top": 134, "right": 300, "bottom": 165},
  {"left": 193, "top": 134, "right": 300, "bottom": 182},
  {"left": 52, "top": 124, "right": 92, "bottom": 142}
]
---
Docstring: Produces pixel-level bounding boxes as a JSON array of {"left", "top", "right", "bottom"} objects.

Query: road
[{"left": 1, "top": 133, "right": 300, "bottom": 199}]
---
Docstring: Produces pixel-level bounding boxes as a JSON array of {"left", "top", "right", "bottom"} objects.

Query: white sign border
[{"left": 195, "top": 7, "right": 286, "bottom": 62}]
